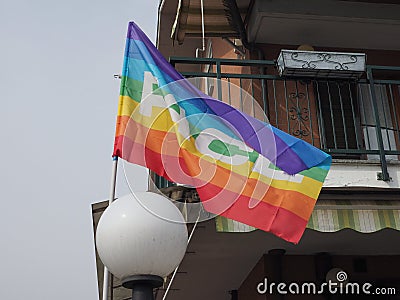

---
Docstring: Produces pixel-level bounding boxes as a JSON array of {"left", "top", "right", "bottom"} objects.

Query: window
[
  {"left": 314, "top": 81, "right": 362, "bottom": 158},
  {"left": 359, "top": 84, "right": 399, "bottom": 160}
]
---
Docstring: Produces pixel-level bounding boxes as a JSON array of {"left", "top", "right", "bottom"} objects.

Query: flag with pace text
[{"left": 113, "top": 21, "right": 331, "bottom": 243}]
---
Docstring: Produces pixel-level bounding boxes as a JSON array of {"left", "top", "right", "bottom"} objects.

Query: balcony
[
  {"left": 246, "top": 0, "right": 400, "bottom": 50},
  {"left": 166, "top": 57, "right": 400, "bottom": 184}
]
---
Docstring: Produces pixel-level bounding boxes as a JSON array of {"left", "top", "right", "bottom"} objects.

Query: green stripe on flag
[
  {"left": 120, "top": 76, "right": 143, "bottom": 102},
  {"left": 299, "top": 166, "right": 329, "bottom": 183}
]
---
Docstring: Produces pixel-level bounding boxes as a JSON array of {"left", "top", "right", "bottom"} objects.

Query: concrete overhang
[{"left": 247, "top": 0, "right": 400, "bottom": 50}]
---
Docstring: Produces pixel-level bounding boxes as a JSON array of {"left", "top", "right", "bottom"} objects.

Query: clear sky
[{"left": 0, "top": 0, "right": 158, "bottom": 298}]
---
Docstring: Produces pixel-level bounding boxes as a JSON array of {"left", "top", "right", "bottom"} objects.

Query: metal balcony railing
[{"left": 165, "top": 57, "right": 400, "bottom": 182}]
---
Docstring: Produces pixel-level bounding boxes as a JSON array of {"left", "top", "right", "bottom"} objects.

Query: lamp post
[{"left": 96, "top": 192, "right": 188, "bottom": 300}]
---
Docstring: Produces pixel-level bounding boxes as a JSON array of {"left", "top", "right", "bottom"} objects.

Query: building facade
[{"left": 94, "top": 1, "right": 400, "bottom": 299}]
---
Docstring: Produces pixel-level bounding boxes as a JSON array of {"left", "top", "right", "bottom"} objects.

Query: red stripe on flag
[
  {"left": 116, "top": 132, "right": 315, "bottom": 220},
  {"left": 197, "top": 181, "right": 307, "bottom": 243}
]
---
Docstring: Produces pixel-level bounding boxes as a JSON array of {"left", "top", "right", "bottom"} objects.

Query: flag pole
[{"left": 102, "top": 156, "right": 119, "bottom": 300}]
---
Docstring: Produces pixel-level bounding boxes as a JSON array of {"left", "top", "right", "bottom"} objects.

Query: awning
[{"left": 216, "top": 200, "right": 400, "bottom": 233}]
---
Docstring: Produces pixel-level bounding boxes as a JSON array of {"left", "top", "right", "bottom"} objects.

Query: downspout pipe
[
  {"left": 222, "top": 37, "right": 245, "bottom": 57},
  {"left": 222, "top": 0, "right": 263, "bottom": 59},
  {"left": 222, "top": 0, "right": 269, "bottom": 117},
  {"left": 222, "top": 0, "right": 250, "bottom": 50}
]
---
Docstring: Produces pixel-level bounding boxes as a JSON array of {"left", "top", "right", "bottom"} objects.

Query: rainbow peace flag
[{"left": 113, "top": 22, "right": 331, "bottom": 243}]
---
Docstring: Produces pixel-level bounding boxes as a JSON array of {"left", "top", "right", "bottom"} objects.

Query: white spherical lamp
[{"left": 96, "top": 192, "right": 188, "bottom": 298}]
